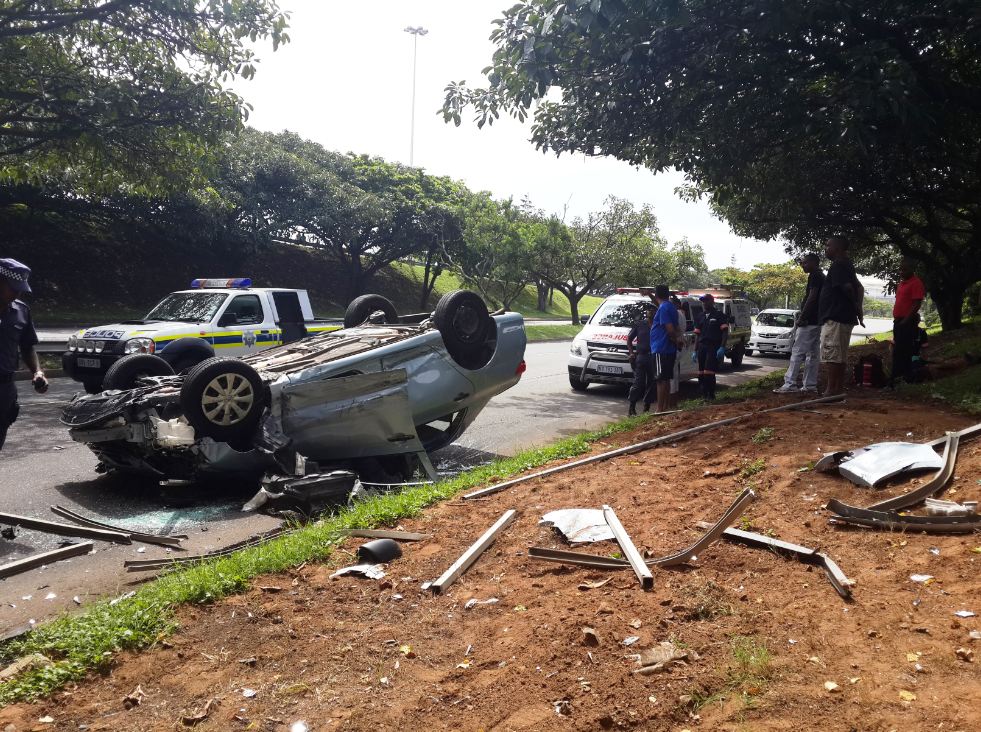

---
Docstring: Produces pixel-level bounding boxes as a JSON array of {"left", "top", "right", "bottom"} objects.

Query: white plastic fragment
[
  {"left": 954, "top": 610, "right": 976, "bottom": 618},
  {"left": 909, "top": 574, "right": 934, "bottom": 584}
]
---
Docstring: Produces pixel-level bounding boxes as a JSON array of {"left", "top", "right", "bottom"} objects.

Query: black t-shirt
[
  {"left": 694, "top": 307, "right": 729, "bottom": 346},
  {"left": 0, "top": 300, "right": 38, "bottom": 375},
  {"left": 627, "top": 319, "right": 652, "bottom": 354},
  {"left": 798, "top": 269, "right": 825, "bottom": 326},
  {"left": 818, "top": 258, "right": 858, "bottom": 325}
]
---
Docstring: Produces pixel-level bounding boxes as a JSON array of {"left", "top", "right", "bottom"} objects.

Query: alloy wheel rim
[{"left": 201, "top": 373, "right": 255, "bottom": 426}]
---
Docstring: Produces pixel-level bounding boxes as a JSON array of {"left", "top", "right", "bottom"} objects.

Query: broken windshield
[
  {"left": 756, "top": 312, "right": 796, "bottom": 328},
  {"left": 595, "top": 300, "right": 650, "bottom": 328},
  {"left": 145, "top": 293, "right": 228, "bottom": 323}
]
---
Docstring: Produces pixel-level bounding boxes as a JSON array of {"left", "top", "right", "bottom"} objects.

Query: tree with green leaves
[
  {"left": 670, "top": 238, "right": 709, "bottom": 289},
  {"left": 743, "top": 262, "right": 808, "bottom": 310},
  {"left": 443, "top": 0, "right": 981, "bottom": 329},
  {"left": 0, "top": 0, "right": 289, "bottom": 191}
]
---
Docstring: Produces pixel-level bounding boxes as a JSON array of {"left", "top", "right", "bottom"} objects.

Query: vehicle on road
[
  {"left": 685, "top": 288, "right": 753, "bottom": 366},
  {"left": 62, "top": 279, "right": 338, "bottom": 394},
  {"left": 746, "top": 308, "right": 800, "bottom": 357},
  {"left": 567, "top": 288, "right": 699, "bottom": 391},
  {"left": 61, "top": 291, "right": 526, "bottom": 508}
]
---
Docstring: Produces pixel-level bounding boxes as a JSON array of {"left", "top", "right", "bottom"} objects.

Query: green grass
[
  {"left": 751, "top": 427, "right": 774, "bottom": 444},
  {"left": 739, "top": 458, "right": 767, "bottom": 480},
  {"left": 393, "top": 262, "right": 604, "bottom": 321},
  {"left": 525, "top": 324, "right": 583, "bottom": 342},
  {"left": 687, "top": 635, "right": 773, "bottom": 711},
  {"left": 0, "top": 412, "right": 658, "bottom": 704},
  {"left": 904, "top": 363, "right": 981, "bottom": 416}
]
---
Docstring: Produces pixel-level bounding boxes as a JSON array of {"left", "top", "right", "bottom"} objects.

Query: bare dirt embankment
[{"left": 2, "top": 393, "right": 979, "bottom": 731}]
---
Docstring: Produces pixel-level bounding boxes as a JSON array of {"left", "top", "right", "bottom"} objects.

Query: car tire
[
  {"left": 343, "top": 294, "right": 399, "bottom": 328},
  {"left": 729, "top": 345, "right": 745, "bottom": 367},
  {"left": 744, "top": 349, "right": 754, "bottom": 357},
  {"left": 569, "top": 373, "right": 589, "bottom": 391},
  {"left": 171, "top": 356, "right": 203, "bottom": 375},
  {"left": 179, "top": 358, "right": 267, "bottom": 443},
  {"left": 434, "top": 290, "right": 494, "bottom": 368},
  {"left": 102, "top": 354, "right": 175, "bottom": 391}
]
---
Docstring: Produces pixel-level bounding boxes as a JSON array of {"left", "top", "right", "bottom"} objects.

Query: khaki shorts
[{"left": 821, "top": 321, "right": 853, "bottom": 363}]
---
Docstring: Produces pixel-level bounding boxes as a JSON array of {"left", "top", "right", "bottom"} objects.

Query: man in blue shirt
[
  {"left": 649, "top": 285, "right": 683, "bottom": 413},
  {"left": 0, "top": 258, "right": 48, "bottom": 452}
]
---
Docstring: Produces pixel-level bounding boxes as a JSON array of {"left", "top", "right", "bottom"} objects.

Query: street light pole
[{"left": 404, "top": 25, "right": 428, "bottom": 167}]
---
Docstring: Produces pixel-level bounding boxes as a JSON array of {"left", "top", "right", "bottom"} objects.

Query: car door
[
  {"left": 214, "top": 294, "right": 265, "bottom": 356},
  {"left": 680, "top": 300, "right": 703, "bottom": 378}
]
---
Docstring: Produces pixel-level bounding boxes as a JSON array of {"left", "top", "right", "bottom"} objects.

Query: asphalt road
[{"left": 0, "top": 341, "right": 783, "bottom": 634}]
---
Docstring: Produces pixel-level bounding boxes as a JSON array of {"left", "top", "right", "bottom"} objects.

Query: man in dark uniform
[
  {"left": 626, "top": 301, "right": 656, "bottom": 416},
  {"left": 692, "top": 293, "right": 728, "bottom": 400},
  {"left": 0, "top": 258, "right": 48, "bottom": 453}
]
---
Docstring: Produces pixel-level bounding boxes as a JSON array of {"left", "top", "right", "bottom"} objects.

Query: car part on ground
[
  {"left": 867, "top": 433, "right": 959, "bottom": 511},
  {"left": 464, "top": 395, "right": 844, "bottom": 500},
  {"left": 343, "top": 294, "right": 400, "bottom": 328},
  {"left": 338, "top": 529, "right": 431, "bottom": 541},
  {"left": 49, "top": 505, "right": 186, "bottom": 548},
  {"left": 924, "top": 497, "right": 978, "bottom": 516},
  {"left": 102, "top": 354, "right": 175, "bottom": 391},
  {"left": 528, "top": 488, "right": 756, "bottom": 571},
  {"left": 709, "top": 526, "right": 854, "bottom": 601},
  {"left": 242, "top": 471, "right": 359, "bottom": 518},
  {"left": 124, "top": 528, "right": 289, "bottom": 572},
  {"left": 0, "top": 512, "right": 132, "bottom": 544},
  {"left": 330, "top": 563, "right": 386, "bottom": 580},
  {"left": 428, "top": 509, "right": 517, "bottom": 595},
  {"left": 826, "top": 499, "right": 981, "bottom": 534},
  {"left": 602, "top": 505, "right": 653, "bottom": 589},
  {"left": 0, "top": 542, "right": 93, "bottom": 580},
  {"left": 832, "top": 441, "right": 946, "bottom": 488},
  {"left": 356, "top": 538, "right": 403, "bottom": 564},
  {"left": 540, "top": 508, "right": 616, "bottom": 544}
]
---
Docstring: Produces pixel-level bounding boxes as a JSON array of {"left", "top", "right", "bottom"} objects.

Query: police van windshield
[
  {"left": 145, "top": 293, "right": 229, "bottom": 322},
  {"left": 756, "top": 312, "right": 796, "bottom": 328},
  {"left": 594, "top": 300, "right": 650, "bottom": 328}
]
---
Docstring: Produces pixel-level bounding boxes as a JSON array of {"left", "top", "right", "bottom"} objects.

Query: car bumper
[
  {"left": 747, "top": 338, "right": 792, "bottom": 353},
  {"left": 568, "top": 352, "right": 635, "bottom": 385},
  {"left": 62, "top": 351, "right": 124, "bottom": 384}
]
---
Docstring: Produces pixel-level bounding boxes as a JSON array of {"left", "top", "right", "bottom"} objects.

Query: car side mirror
[
  {"left": 218, "top": 312, "right": 238, "bottom": 327},
  {"left": 579, "top": 314, "right": 590, "bottom": 325}
]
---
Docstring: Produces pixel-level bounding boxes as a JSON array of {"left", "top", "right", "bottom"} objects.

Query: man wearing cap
[
  {"left": 774, "top": 253, "right": 824, "bottom": 394},
  {"left": 649, "top": 285, "right": 683, "bottom": 413},
  {"left": 626, "top": 300, "right": 656, "bottom": 416},
  {"left": 0, "top": 258, "right": 48, "bottom": 452},
  {"left": 692, "top": 293, "right": 728, "bottom": 400}
]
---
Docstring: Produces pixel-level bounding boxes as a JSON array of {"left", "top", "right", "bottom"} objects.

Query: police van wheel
[
  {"left": 343, "top": 294, "right": 399, "bottom": 328},
  {"left": 180, "top": 358, "right": 267, "bottom": 443},
  {"left": 434, "top": 290, "right": 494, "bottom": 368},
  {"left": 102, "top": 354, "right": 175, "bottom": 391},
  {"left": 569, "top": 374, "right": 589, "bottom": 392}
]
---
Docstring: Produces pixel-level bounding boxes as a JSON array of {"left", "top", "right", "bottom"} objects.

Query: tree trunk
[
  {"left": 536, "top": 280, "right": 549, "bottom": 312},
  {"left": 420, "top": 255, "right": 442, "bottom": 309},
  {"left": 932, "top": 283, "right": 966, "bottom": 331},
  {"left": 567, "top": 292, "right": 582, "bottom": 325}
]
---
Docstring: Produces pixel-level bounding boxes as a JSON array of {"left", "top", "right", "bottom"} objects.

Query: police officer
[
  {"left": 0, "top": 258, "right": 48, "bottom": 453},
  {"left": 692, "top": 293, "right": 728, "bottom": 400},
  {"left": 626, "top": 301, "right": 656, "bottom": 416}
]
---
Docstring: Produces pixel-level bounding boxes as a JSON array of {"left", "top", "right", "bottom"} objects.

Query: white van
[{"left": 567, "top": 289, "right": 700, "bottom": 391}]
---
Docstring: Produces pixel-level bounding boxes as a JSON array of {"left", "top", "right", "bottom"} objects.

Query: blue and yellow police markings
[{"left": 152, "top": 326, "right": 339, "bottom": 352}]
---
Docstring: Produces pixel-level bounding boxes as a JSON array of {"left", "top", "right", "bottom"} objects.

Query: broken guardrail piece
[
  {"left": 124, "top": 528, "right": 289, "bottom": 572},
  {"left": 0, "top": 511, "right": 131, "bottom": 544},
  {"left": 528, "top": 488, "right": 756, "bottom": 571},
  {"left": 707, "top": 526, "right": 854, "bottom": 601},
  {"left": 826, "top": 500, "right": 981, "bottom": 535},
  {"left": 50, "top": 505, "right": 186, "bottom": 548},
  {"left": 463, "top": 395, "right": 844, "bottom": 500},
  {"left": 429, "top": 509, "right": 517, "bottom": 595},
  {"left": 0, "top": 542, "right": 93, "bottom": 580},
  {"left": 602, "top": 505, "right": 653, "bottom": 590}
]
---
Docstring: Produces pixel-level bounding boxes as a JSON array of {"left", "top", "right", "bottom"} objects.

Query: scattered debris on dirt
[{"left": 1, "top": 393, "right": 979, "bottom": 731}]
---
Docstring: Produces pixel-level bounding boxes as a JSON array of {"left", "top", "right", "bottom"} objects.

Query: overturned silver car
[{"left": 62, "top": 291, "right": 526, "bottom": 500}]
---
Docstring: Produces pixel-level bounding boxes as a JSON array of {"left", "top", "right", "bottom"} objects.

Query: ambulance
[{"left": 62, "top": 279, "right": 338, "bottom": 393}]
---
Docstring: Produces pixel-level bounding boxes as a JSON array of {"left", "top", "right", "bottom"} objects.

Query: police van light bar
[{"left": 190, "top": 278, "right": 253, "bottom": 289}]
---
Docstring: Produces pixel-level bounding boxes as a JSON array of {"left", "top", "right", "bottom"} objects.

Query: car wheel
[
  {"left": 171, "top": 356, "right": 204, "bottom": 375},
  {"left": 82, "top": 378, "right": 103, "bottom": 394},
  {"left": 102, "top": 354, "right": 175, "bottom": 391},
  {"left": 729, "top": 345, "right": 745, "bottom": 367},
  {"left": 343, "top": 294, "right": 399, "bottom": 328},
  {"left": 434, "top": 290, "right": 494, "bottom": 368},
  {"left": 569, "top": 373, "right": 589, "bottom": 391},
  {"left": 744, "top": 349, "right": 754, "bottom": 357},
  {"left": 179, "top": 358, "right": 267, "bottom": 443}
]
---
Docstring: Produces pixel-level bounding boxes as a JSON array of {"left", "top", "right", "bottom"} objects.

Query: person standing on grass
[
  {"left": 626, "top": 300, "right": 656, "bottom": 416},
  {"left": 649, "top": 285, "right": 683, "bottom": 414},
  {"left": 692, "top": 293, "right": 728, "bottom": 400},
  {"left": 817, "top": 237, "right": 861, "bottom": 396},
  {"left": 775, "top": 253, "right": 824, "bottom": 394},
  {"left": 0, "top": 258, "right": 48, "bottom": 453},
  {"left": 890, "top": 257, "right": 926, "bottom": 385}
]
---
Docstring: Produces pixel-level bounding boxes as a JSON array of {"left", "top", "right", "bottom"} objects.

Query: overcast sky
[{"left": 239, "top": 0, "right": 791, "bottom": 270}]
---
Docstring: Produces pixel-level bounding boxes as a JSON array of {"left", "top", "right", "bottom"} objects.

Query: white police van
[
  {"left": 567, "top": 288, "right": 701, "bottom": 391},
  {"left": 63, "top": 279, "right": 339, "bottom": 393}
]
